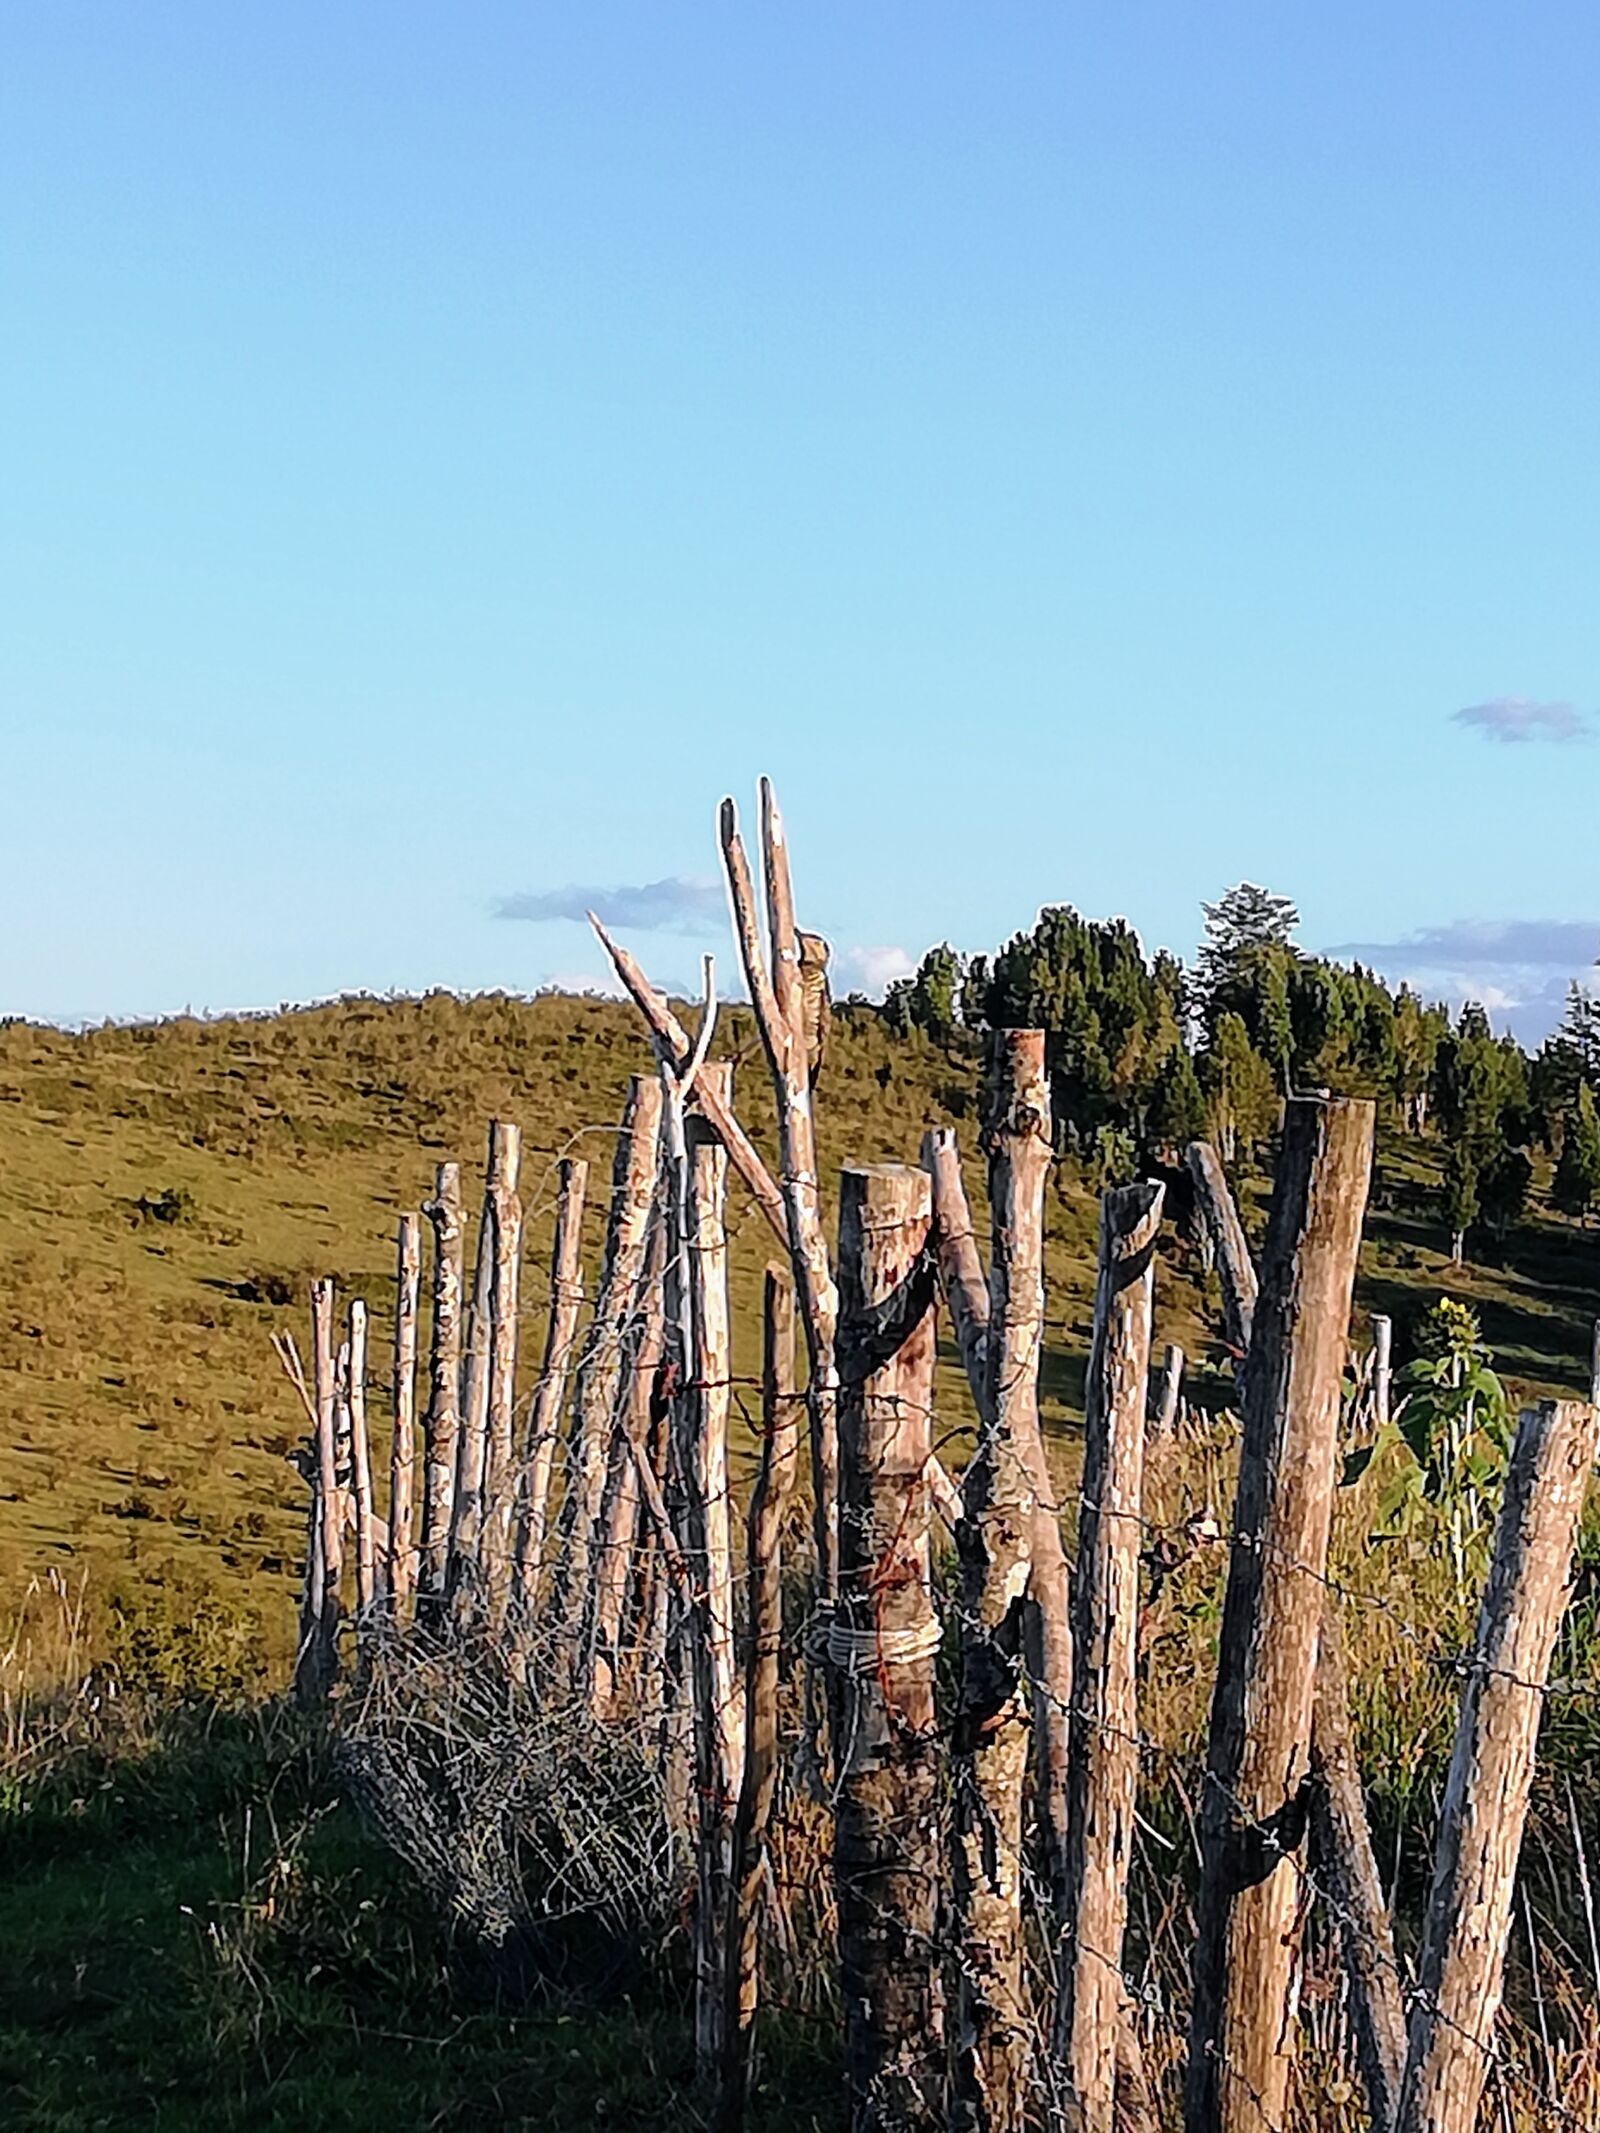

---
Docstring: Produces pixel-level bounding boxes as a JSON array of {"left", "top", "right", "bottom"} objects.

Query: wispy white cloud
[
  {"left": 1324, "top": 917, "right": 1599, "bottom": 1043},
  {"left": 1451, "top": 696, "right": 1591, "bottom": 745},
  {"left": 494, "top": 876, "right": 723, "bottom": 932},
  {"left": 837, "top": 945, "right": 916, "bottom": 998}
]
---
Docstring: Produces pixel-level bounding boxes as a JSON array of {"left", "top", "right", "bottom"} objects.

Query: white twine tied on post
[{"left": 824, "top": 1609, "right": 944, "bottom": 1677}]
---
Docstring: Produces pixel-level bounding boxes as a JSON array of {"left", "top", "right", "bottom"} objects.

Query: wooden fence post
[
  {"left": 1185, "top": 1141, "right": 1259, "bottom": 1364},
  {"left": 833, "top": 1163, "right": 944, "bottom": 2133},
  {"left": 512, "top": 1154, "right": 588, "bottom": 1615},
  {"left": 419, "top": 1161, "right": 463, "bottom": 1624},
  {"left": 552, "top": 1076, "right": 663, "bottom": 1672},
  {"left": 588, "top": 1208, "right": 666, "bottom": 1715},
  {"left": 483, "top": 1151, "right": 524, "bottom": 1626},
  {"left": 1308, "top": 1614, "right": 1406, "bottom": 2133},
  {"left": 1184, "top": 1096, "right": 1374, "bottom": 2133},
  {"left": 1058, "top": 1180, "right": 1164, "bottom": 2133},
  {"left": 451, "top": 1120, "right": 520, "bottom": 1618},
  {"left": 923, "top": 1104, "right": 1074, "bottom": 1957},
  {"left": 720, "top": 784, "right": 841, "bottom": 1599},
  {"left": 388, "top": 1213, "right": 421, "bottom": 1624},
  {"left": 347, "top": 1298, "right": 378, "bottom": 1620},
  {"left": 1155, "top": 1342, "right": 1185, "bottom": 1436},
  {"left": 719, "top": 1266, "right": 799, "bottom": 2133},
  {"left": 950, "top": 1035, "right": 1054, "bottom": 2133},
  {"left": 1590, "top": 1317, "right": 1599, "bottom": 1411},
  {"left": 1371, "top": 1314, "right": 1393, "bottom": 1432},
  {"left": 310, "top": 1278, "right": 342, "bottom": 1691},
  {"left": 1396, "top": 1396, "right": 1600, "bottom": 2133}
]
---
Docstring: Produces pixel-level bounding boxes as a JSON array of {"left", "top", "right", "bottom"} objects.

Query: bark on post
[
  {"left": 1308, "top": 1615, "right": 1406, "bottom": 2133},
  {"left": 346, "top": 1299, "right": 378, "bottom": 1619},
  {"left": 512, "top": 1154, "right": 588, "bottom": 1616},
  {"left": 1590, "top": 1317, "right": 1599, "bottom": 1412},
  {"left": 310, "top": 1278, "right": 342, "bottom": 1690},
  {"left": 1059, "top": 1181, "right": 1164, "bottom": 2133},
  {"left": 720, "top": 783, "right": 840, "bottom": 1597},
  {"left": 552, "top": 1076, "right": 663, "bottom": 1670},
  {"left": 1371, "top": 1314, "right": 1393, "bottom": 1432},
  {"left": 451, "top": 1120, "right": 520, "bottom": 1619},
  {"left": 387, "top": 1213, "right": 421, "bottom": 1623},
  {"left": 419, "top": 1162, "right": 464, "bottom": 1624},
  {"left": 1185, "top": 1096, "right": 1375, "bottom": 2133},
  {"left": 1185, "top": 1141, "right": 1259, "bottom": 1363},
  {"left": 950, "top": 1039, "right": 1057, "bottom": 2133},
  {"left": 833, "top": 1163, "right": 944, "bottom": 2133},
  {"left": 718, "top": 1266, "right": 799, "bottom": 2133},
  {"left": 482, "top": 1153, "right": 524, "bottom": 1625},
  {"left": 1396, "top": 1396, "right": 1600, "bottom": 2133},
  {"left": 1155, "top": 1342, "right": 1185, "bottom": 1436}
]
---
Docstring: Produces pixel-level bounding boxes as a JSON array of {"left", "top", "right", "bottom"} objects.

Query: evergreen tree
[
  {"left": 1199, "top": 1010, "right": 1279, "bottom": 1161},
  {"left": 1553, "top": 1082, "right": 1600, "bottom": 1224},
  {"left": 1479, "top": 1146, "right": 1532, "bottom": 1241},
  {"left": 1443, "top": 1142, "right": 1479, "bottom": 1264},
  {"left": 1144, "top": 1045, "right": 1207, "bottom": 1157},
  {"left": 1195, "top": 882, "right": 1300, "bottom": 1003}
]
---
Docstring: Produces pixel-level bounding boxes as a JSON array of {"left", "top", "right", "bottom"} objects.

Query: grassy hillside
[{"left": 1, "top": 988, "right": 1595, "bottom": 1677}]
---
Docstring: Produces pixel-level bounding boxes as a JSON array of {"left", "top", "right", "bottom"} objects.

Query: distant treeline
[{"left": 874, "top": 883, "right": 1600, "bottom": 1256}]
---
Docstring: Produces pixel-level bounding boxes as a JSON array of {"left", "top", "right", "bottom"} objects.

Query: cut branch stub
[
  {"left": 833, "top": 1162, "right": 944, "bottom": 2133},
  {"left": 1185, "top": 1096, "right": 1375, "bottom": 2133}
]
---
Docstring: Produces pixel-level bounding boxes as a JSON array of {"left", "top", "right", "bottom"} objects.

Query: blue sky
[{"left": 4, "top": 4, "right": 1597, "bottom": 1036}]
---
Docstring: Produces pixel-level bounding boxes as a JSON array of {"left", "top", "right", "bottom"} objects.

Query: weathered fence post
[
  {"left": 310, "top": 1278, "right": 343, "bottom": 1690},
  {"left": 1185, "top": 1095, "right": 1374, "bottom": 2133},
  {"left": 387, "top": 1213, "right": 421, "bottom": 1623},
  {"left": 451, "top": 1120, "right": 520, "bottom": 1619},
  {"left": 552, "top": 1076, "right": 663, "bottom": 1673},
  {"left": 1185, "top": 1140, "right": 1259, "bottom": 1363},
  {"left": 512, "top": 1154, "right": 588, "bottom": 1614},
  {"left": 1155, "top": 1341, "right": 1185, "bottom": 1436},
  {"left": 588, "top": 1210, "right": 665, "bottom": 1716},
  {"left": 719, "top": 1265, "right": 799, "bottom": 2133},
  {"left": 833, "top": 1163, "right": 944, "bottom": 2133},
  {"left": 1371, "top": 1313, "right": 1393, "bottom": 1432},
  {"left": 1396, "top": 1395, "right": 1600, "bottom": 2133},
  {"left": 923, "top": 1103, "right": 1074, "bottom": 1956},
  {"left": 483, "top": 1150, "right": 524, "bottom": 1626},
  {"left": 951, "top": 1036, "right": 1054, "bottom": 2133},
  {"left": 419, "top": 1161, "right": 463, "bottom": 1624},
  {"left": 720, "top": 783, "right": 841, "bottom": 1597},
  {"left": 347, "top": 1298, "right": 378, "bottom": 1620},
  {"left": 1308, "top": 1614, "right": 1406, "bottom": 2133},
  {"left": 1590, "top": 1316, "right": 1599, "bottom": 1411},
  {"left": 1058, "top": 1180, "right": 1163, "bottom": 2133}
]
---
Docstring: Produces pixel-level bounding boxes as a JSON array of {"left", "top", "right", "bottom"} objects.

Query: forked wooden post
[
  {"left": 720, "top": 783, "right": 841, "bottom": 1597},
  {"left": 1185, "top": 1141, "right": 1259, "bottom": 1363},
  {"left": 419, "top": 1161, "right": 464, "bottom": 1623},
  {"left": 451, "top": 1120, "right": 521, "bottom": 1617},
  {"left": 482, "top": 1151, "right": 525, "bottom": 1625},
  {"left": 1396, "top": 1396, "right": 1600, "bottom": 2133},
  {"left": 1058, "top": 1180, "right": 1163, "bottom": 2133},
  {"left": 387, "top": 1213, "right": 421, "bottom": 1622},
  {"left": 552, "top": 1076, "right": 663, "bottom": 1667},
  {"left": 347, "top": 1298, "right": 378, "bottom": 1619},
  {"left": 833, "top": 1163, "right": 944, "bottom": 2133},
  {"left": 1185, "top": 1096, "right": 1374, "bottom": 2133},
  {"left": 310, "top": 1278, "right": 343, "bottom": 1689},
  {"left": 1155, "top": 1342, "right": 1185, "bottom": 1436},
  {"left": 951, "top": 1036, "right": 1055, "bottom": 2133},
  {"left": 512, "top": 1154, "right": 589, "bottom": 1612},
  {"left": 719, "top": 1266, "right": 798, "bottom": 2133},
  {"left": 1308, "top": 1614, "right": 1406, "bottom": 2133}
]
